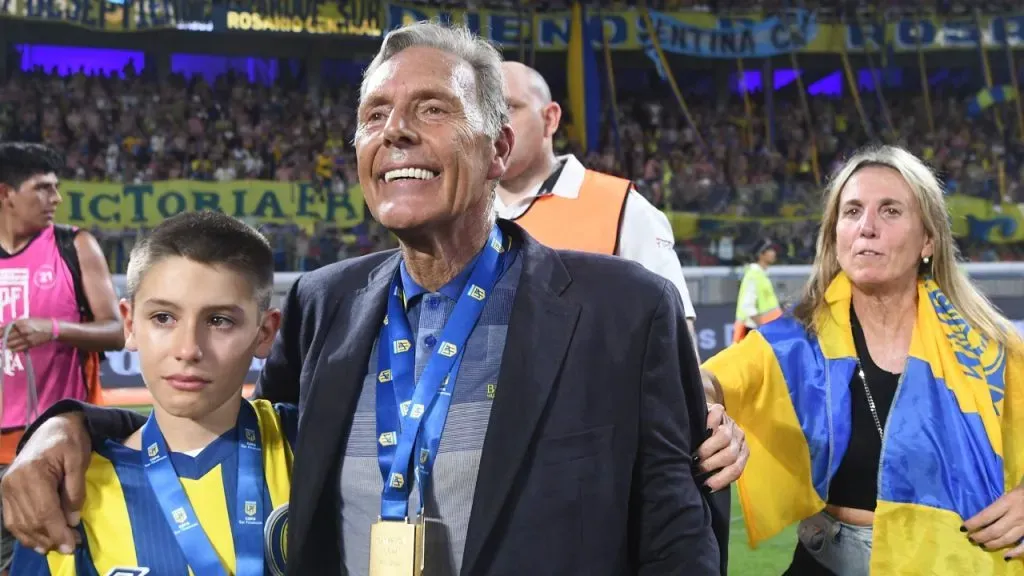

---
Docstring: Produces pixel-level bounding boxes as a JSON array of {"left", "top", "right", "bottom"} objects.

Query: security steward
[
  {"left": 732, "top": 238, "right": 782, "bottom": 344},
  {"left": 497, "top": 62, "right": 698, "bottom": 327}
]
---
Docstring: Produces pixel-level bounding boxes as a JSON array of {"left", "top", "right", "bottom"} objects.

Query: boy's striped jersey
[{"left": 11, "top": 399, "right": 297, "bottom": 576}]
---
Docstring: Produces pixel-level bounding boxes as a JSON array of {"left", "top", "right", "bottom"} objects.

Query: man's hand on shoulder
[{"left": 2, "top": 412, "right": 90, "bottom": 554}]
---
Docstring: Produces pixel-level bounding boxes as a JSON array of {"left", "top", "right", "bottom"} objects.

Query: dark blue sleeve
[
  {"left": 17, "top": 399, "right": 146, "bottom": 454},
  {"left": 632, "top": 280, "right": 719, "bottom": 575},
  {"left": 10, "top": 542, "right": 53, "bottom": 575},
  {"left": 273, "top": 402, "right": 299, "bottom": 449},
  {"left": 11, "top": 518, "right": 108, "bottom": 575}
]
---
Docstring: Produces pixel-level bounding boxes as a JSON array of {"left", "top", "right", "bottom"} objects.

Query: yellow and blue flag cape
[{"left": 704, "top": 272, "right": 1024, "bottom": 574}]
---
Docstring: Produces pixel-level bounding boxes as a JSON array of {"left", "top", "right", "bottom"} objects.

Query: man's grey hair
[{"left": 360, "top": 21, "right": 510, "bottom": 140}]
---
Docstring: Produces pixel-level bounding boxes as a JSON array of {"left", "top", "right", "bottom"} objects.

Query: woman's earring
[{"left": 923, "top": 256, "right": 931, "bottom": 265}]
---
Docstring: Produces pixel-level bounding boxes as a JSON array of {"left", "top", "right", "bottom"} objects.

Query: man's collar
[
  {"left": 396, "top": 225, "right": 522, "bottom": 304},
  {"left": 399, "top": 248, "right": 482, "bottom": 303},
  {"left": 546, "top": 154, "right": 586, "bottom": 200},
  {"left": 493, "top": 154, "right": 586, "bottom": 215},
  {"left": 536, "top": 158, "right": 567, "bottom": 198}
]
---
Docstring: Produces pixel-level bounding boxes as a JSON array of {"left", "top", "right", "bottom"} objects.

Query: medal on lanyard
[
  {"left": 141, "top": 400, "right": 266, "bottom": 576},
  {"left": 369, "top": 226, "right": 506, "bottom": 576}
]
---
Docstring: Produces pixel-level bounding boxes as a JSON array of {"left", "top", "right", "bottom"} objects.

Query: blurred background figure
[{"left": 732, "top": 237, "right": 781, "bottom": 343}]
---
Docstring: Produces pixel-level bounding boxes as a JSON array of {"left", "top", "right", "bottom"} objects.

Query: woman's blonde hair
[{"left": 792, "top": 144, "right": 1019, "bottom": 348}]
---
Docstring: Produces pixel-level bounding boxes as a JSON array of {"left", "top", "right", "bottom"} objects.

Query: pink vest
[{"left": 0, "top": 225, "right": 87, "bottom": 429}]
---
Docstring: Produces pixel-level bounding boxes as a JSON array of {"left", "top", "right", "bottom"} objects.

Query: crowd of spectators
[
  {"left": 391, "top": 0, "right": 1016, "bottom": 17},
  {"left": 0, "top": 63, "right": 399, "bottom": 272},
  {"left": 589, "top": 86, "right": 1024, "bottom": 265},
  {"left": 2, "top": 56, "right": 1023, "bottom": 272}
]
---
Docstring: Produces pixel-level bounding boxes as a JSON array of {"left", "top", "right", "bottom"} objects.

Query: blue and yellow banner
[
  {"left": 663, "top": 192, "right": 1024, "bottom": 244},
  {"left": 0, "top": 0, "right": 381, "bottom": 34},
  {"left": 641, "top": 9, "right": 816, "bottom": 60},
  {"left": 946, "top": 195, "right": 1024, "bottom": 244},
  {"left": 384, "top": 5, "right": 1024, "bottom": 54},
  {"left": 54, "top": 180, "right": 365, "bottom": 233},
  {"left": 967, "top": 85, "right": 1018, "bottom": 117},
  {"left": 664, "top": 210, "right": 819, "bottom": 241},
  {"left": 7, "top": 0, "right": 1024, "bottom": 53}
]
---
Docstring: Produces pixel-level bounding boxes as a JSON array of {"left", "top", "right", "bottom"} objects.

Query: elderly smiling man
[{"left": 1, "top": 22, "right": 740, "bottom": 576}]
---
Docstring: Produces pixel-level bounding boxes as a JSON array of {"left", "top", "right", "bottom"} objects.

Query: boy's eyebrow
[
  {"left": 140, "top": 298, "right": 181, "bottom": 310},
  {"left": 141, "top": 299, "right": 248, "bottom": 316}
]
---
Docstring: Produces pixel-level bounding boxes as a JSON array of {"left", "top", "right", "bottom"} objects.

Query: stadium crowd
[
  {"left": 387, "top": 0, "right": 1015, "bottom": 17},
  {"left": 2, "top": 59, "right": 1023, "bottom": 271}
]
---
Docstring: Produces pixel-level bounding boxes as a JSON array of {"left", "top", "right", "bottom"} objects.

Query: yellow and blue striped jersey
[{"left": 10, "top": 399, "right": 296, "bottom": 576}]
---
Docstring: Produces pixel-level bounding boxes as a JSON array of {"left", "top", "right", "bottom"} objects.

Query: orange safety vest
[{"left": 513, "top": 169, "right": 631, "bottom": 255}]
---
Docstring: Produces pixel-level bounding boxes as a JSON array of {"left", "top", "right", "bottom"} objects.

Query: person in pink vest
[{"left": 0, "top": 143, "right": 123, "bottom": 574}]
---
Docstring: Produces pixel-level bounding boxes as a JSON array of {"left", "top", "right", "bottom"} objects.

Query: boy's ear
[
  {"left": 119, "top": 299, "right": 138, "bottom": 351},
  {"left": 253, "top": 308, "right": 282, "bottom": 360}
]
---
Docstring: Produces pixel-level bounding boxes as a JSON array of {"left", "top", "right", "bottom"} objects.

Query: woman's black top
[{"left": 825, "top": 306, "right": 901, "bottom": 511}]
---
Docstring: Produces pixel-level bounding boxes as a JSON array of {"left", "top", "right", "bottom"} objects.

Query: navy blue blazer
[{"left": 260, "top": 220, "right": 719, "bottom": 576}]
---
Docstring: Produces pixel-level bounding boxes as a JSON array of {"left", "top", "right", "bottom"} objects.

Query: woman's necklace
[{"left": 855, "top": 359, "right": 885, "bottom": 439}]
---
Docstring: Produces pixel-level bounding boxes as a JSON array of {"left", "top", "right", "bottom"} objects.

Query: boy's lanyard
[{"left": 141, "top": 400, "right": 265, "bottom": 575}]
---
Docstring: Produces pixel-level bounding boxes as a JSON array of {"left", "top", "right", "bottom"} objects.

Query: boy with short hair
[{"left": 10, "top": 210, "right": 295, "bottom": 576}]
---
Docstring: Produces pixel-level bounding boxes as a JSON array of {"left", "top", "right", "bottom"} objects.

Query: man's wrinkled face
[{"left": 354, "top": 46, "right": 512, "bottom": 234}]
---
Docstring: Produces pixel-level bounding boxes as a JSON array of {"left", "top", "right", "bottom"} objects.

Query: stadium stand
[{"left": 3, "top": 58, "right": 1023, "bottom": 270}]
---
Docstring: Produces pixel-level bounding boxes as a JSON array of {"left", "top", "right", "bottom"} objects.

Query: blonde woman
[{"left": 702, "top": 145, "right": 1024, "bottom": 575}]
